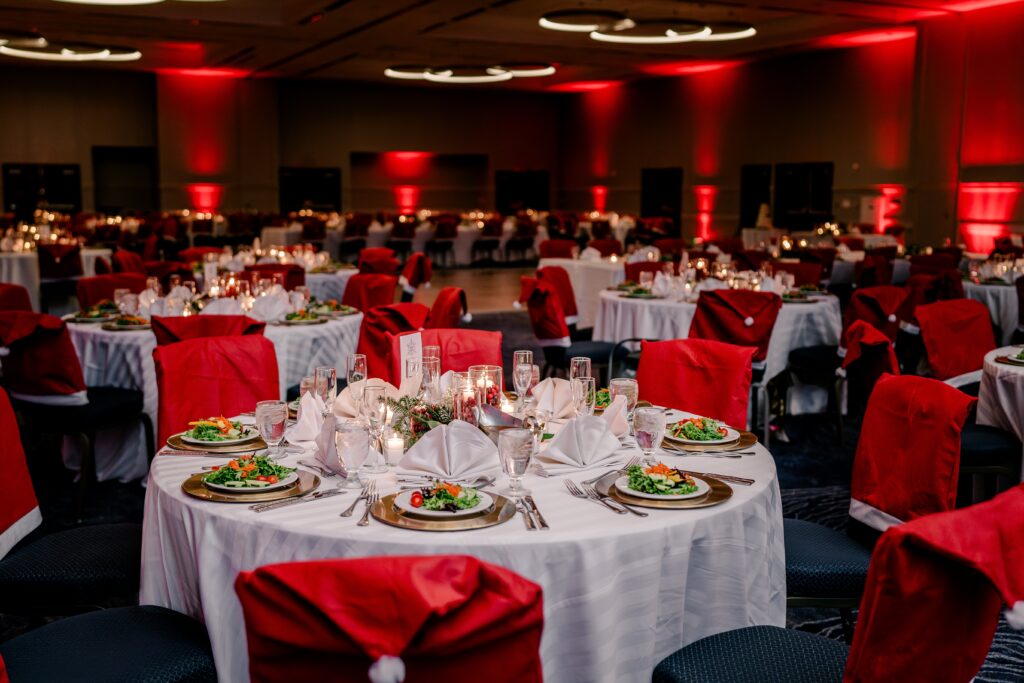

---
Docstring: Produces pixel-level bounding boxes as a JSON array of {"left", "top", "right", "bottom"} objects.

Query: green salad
[
  {"left": 595, "top": 388, "right": 611, "bottom": 410},
  {"left": 186, "top": 416, "right": 247, "bottom": 441},
  {"left": 627, "top": 463, "right": 698, "bottom": 496},
  {"left": 412, "top": 481, "right": 481, "bottom": 512},
  {"left": 1016, "top": 349, "right": 1024, "bottom": 361},
  {"left": 670, "top": 417, "right": 728, "bottom": 441},
  {"left": 203, "top": 455, "right": 294, "bottom": 488}
]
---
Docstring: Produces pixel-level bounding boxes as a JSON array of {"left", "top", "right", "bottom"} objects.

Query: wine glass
[
  {"left": 421, "top": 356, "right": 441, "bottom": 402},
  {"left": 498, "top": 428, "right": 534, "bottom": 498},
  {"left": 572, "top": 376, "right": 597, "bottom": 417},
  {"left": 255, "top": 400, "right": 287, "bottom": 460},
  {"left": 113, "top": 288, "right": 130, "bottom": 313},
  {"left": 405, "top": 358, "right": 423, "bottom": 399},
  {"left": 512, "top": 350, "right": 533, "bottom": 412},
  {"left": 168, "top": 274, "right": 181, "bottom": 290},
  {"left": 361, "top": 384, "right": 389, "bottom": 473},
  {"left": 569, "top": 356, "right": 591, "bottom": 382},
  {"left": 145, "top": 276, "right": 161, "bottom": 296},
  {"left": 334, "top": 421, "right": 369, "bottom": 488},
  {"left": 314, "top": 366, "right": 337, "bottom": 418},
  {"left": 638, "top": 271, "right": 655, "bottom": 291},
  {"left": 346, "top": 353, "right": 367, "bottom": 401},
  {"left": 609, "top": 377, "right": 639, "bottom": 424},
  {"left": 633, "top": 407, "right": 666, "bottom": 465}
]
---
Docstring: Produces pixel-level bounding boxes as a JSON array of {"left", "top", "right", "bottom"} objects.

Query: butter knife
[{"left": 251, "top": 489, "right": 344, "bottom": 512}]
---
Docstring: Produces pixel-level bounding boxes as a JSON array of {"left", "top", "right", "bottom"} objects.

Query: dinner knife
[
  {"left": 524, "top": 496, "right": 549, "bottom": 530},
  {"left": 517, "top": 501, "right": 536, "bottom": 530},
  {"left": 251, "top": 489, "right": 344, "bottom": 512}
]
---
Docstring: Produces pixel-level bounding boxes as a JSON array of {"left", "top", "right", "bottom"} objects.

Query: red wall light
[
  {"left": 186, "top": 183, "right": 223, "bottom": 212},
  {"left": 157, "top": 67, "right": 249, "bottom": 78},
  {"left": 944, "top": 0, "right": 1024, "bottom": 11},
  {"left": 548, "top": 81, "right": 620, "bottom": 93},
  {"left": 642, "top": 61, "right": 739, "bottom": 77},
  {"left": 591, "top": 185, "right": 608, "bottom": 213},
  {"left": 818, "top": 27, "right": 916, "bottom": 49},
  {"left": 693, "top": 185, "right": 717, "bottom": 241},
  {"left": 382, "top": 151, "right": 431, "bottom": 179},
  {"left": 394, "top": 185, "right": 420, "bottom": 213},
  {"left": 958, "top": 182, "right": 1023, "bottom": 252},
  {"left": 875, "top": 184, "right": 905, "bottom": 235}
]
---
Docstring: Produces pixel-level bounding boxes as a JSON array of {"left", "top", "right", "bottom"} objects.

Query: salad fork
[
  {"left": 582, "top": 456, "right": 642, "bottom": 485},
  {"left": 582, "top": 483, "right": 648, "bottom": 517},
  {"left": 357, "top": 484, "right": 379, "bottom": 527},
  {"left": 340, "top": 480, "right": 373, "bottom": 517},
  {"left": 564, "top": 480, "right": 625, "bottom": 515}
]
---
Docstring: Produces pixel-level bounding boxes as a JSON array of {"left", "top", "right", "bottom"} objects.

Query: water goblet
[
  {"left": 633, "top": 407, "right": 666, "bottom": 465},
  {"left": 638, "top": 271, "right": 655, "bottom": 291},
  {"left": 498, "top": 428, "right": 534, "bottom": 498},
  {"left": 255, "top": 400, "right": 287, "bottom": 460},
  {"left": 334, "top": 421, "right": 369, "bottom": 488},
  {"left": 361, "top": 384, "right": 390, "bottom": 473},
  {"left": 568, "top": 356, "right": 591, "bottom": 381},
  {"left": 571, "top": 376, "right": 597, "bottom": 417},
  {"left": 609, "top": 377, "right": 639, "bottom": 424}
]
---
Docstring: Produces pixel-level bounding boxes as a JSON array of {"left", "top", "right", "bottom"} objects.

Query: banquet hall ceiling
[{"left": 0, "top": 1, "right": 986, "bottom": 88}]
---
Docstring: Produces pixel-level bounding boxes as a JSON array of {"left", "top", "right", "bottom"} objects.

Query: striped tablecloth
[{"left": 306, "top": 269, "right": 356, "bottom": 303}]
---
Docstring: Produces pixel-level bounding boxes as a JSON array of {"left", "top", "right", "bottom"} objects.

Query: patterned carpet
[{"left": 2, "top": 310, "right": 1021, "bottom": 679}]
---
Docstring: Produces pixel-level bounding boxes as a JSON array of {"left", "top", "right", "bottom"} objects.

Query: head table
[
  {"left": 140, "top": 413, "right": 784, "bottom": 683},
  {"left": 66, "top": 315, "right": 362, "bottom": 482},
  {"left": 594, "top": 290, "right": 843, "bottom": 382}
]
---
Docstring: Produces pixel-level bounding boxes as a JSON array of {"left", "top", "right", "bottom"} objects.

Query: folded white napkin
[
  {"left": 201, "top": 297, "right": 243, "bottom": 315},
  {"left": 531, "top": 377, "right": 576, "bottom": 419},
  {"left": 315, "top": 415, "right": 369, "bottom": 476},
  {"left": 287, "top": 392, "right": 325, "bottom": 442},
  {"left": 333, "top": 379, "right": 399, "bottom": 419},
  {"left": 602, "top": 395, "right": 629, "bottom": 437},
  {"left": 651, "top": 271, "right": 673, "bottom": 297},
  {"left": 249, "top": 293, "right": 290, "bottom": 321},
  {"left": 397, "top": 420, "right": 500, "bottom": 480},
  {"left": 536, "top": 415, "right": 622, "bottom": 474},
  {"left": 578, "top": 247, "right": 602, "bottom": 261},
  {"left": 169, "top": 285, "right": 193, "bottom": 301}
]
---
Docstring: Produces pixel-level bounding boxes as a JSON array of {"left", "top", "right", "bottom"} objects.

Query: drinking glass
[
  {"left": 299, "top": 375, "right": 315, "bottom": 398},
  {"left": 633, "top": 407, "right": 667, "bottom": 465},
  {"left": 113, "top": 288, "right": 130, "bottom": 312},
  {"left": 120, "top": 293, "right": 140, "bottom": 315},
  {"left": 185, "top": 280, "right": 197, "bottom": 297},
  {"left": 346, "top": 353, "right": 368, "bottom": 417},
  {"left": 528, "top": 365, "right": 541, "bottom": 395},
  {"left": 512, "top": 350, "right": 533, "bottom": 412},
  {"left": 314, "top": 366, "right": 337, "bottom": 418},
  {"left": 361, "top": 384, "right": 389, "bottom": 473},
  {"left": 294, "top": 285, "right": 310, "bottom": 307},
  {"left": 498, "top": 428, "right": 534, "bottom": 498},
  {"left": 422, "top": 345, "right": 441, "bottom": 362},
  {"left": 334, "top": 421, "right": 369, "bottom": 488},
  {"left": 405, "top": 359, "right": 423, "bottom": 398},
  {"left": 168, "top": 274, "right": 181, "bottom": 290},
  {"left": 255, "top": 400, "right": 287, "bottom": 460},
  {"left": 421, "top": 356, "right": 441, "bottom": 402},
  {"left": 568, "top": 356, "right": 591, "bottom": 381},
  {"left": 638, "top": 271, "right": 655, "bottom": 291},
  {"left": 572, "top": 376, "right": 597, "bottom": 417},
  {"left": 609, "top": 378, "right": 639, "bottom": 422},
  {"left": 145, "top": 276, "right": 161, "bottom": 296}
]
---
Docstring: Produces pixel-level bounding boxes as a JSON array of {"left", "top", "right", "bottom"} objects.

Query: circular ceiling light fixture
[
  {"left": 0, "top": 31, "right": 48, "bottom": 49},
  {"left": 383, "top": 64, "right": 441, "bottom": 80},
  {"left": 538, "top": 9, "right": 634, "bottom": 33},
  {"left": 0, "top": 43, "right": 111, "bottom": 61},
  {"left": 423, "top": 65, "right": 513, "bottom": 84},
  {"left": 51, "top": 0, "right": 165, "bottom": 5},
  {"left": 591, "top": 19, "right": 710, "bottom": 44},
  {"left": 486, "top": 62, "right": 556, "bottom": 78},
  {"left": 693, "top": 22, "right": 756, "bottom": 42}
]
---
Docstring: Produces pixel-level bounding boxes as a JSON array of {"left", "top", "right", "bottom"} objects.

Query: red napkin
[
  {"left": 356, "top": 303, "right": 430, "bottom": 382},
  {"left": 0, "top": 312, "right": 86, "bottom": 399},
  {"left": 426, "top": 287, "right": 469, "bottom": 329},
  {"left": 341, "top": 274, "right": 398, "bottom": 312},
  {"left": 151, "top": 315, "right": 266, "bottom": 347},
  {"left": 689, "top": 290, "right": 782, "bottom": 363},
  {"left": 915, "top": 299, "right": 996, "bottom": 380}
]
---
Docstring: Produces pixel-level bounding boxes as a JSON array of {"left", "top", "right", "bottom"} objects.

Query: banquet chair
[
  {"left": 536, "top": 265, "right": 589, "bottom": 341},
  {"left": 235, "top": 555, "right": 544, "bottom": 683},
  {"left": 244, "top": 263, "right": 306, "bottom": 291},
  {"left": 0, "top": 312, "right": 153, "bottom": 515},
  {"left": 770, "top": 260, "right": 823, "bottom": 287},
  {"left": 895, "top": 273, "right": 969, "bottom": 373},
  {"left": 153, "top": 335, "right": 280, "bottom": 446},
  {"left": 588, "top": 238, "right": 622, "bottom": 257},
  {"left": 519, "top": 277, "right": 622, "bottom": 384},
  {"left": 342, "top": 273, "right": 398, "bottom": 312},
  {"left": 76, "top": 273, "right": 148, "bottom": 309},
  {"left": 399, "top": 252, "right": 432, "bottom": 302},
  {"left": 390, "top": 329, "right": 502, "bottom": 380},
  {"left": 151, "top": 315, "right": 266, "bottom": 346},
  {"left": 37, "top": 243, "right": 83, "bottom": 280},
  {"left": 0, "top": 605, "right": 217, "bottom": 683},
  {"left": 537, "top": 239, "right": 577, "bottom": 259},
  {"left": 93, "top": 256, "right": 112, "bottom": 274},
  {"left": 688, "top": 290, "right": 782, "bottom": 442},
  {"left": 654, "top": 484, "right": 1024, "bottom": 683},
  {"left": 652, "top": 238, "right": 688, "bottom": 257},
  {"left": 472, "top": 218, "right": 504, "bottom": 263},
  {"left": 356, "top": 303, "right": 430, "bottom": 382},
  {"left": 425, "top": 287, "right": 469, "bottom": 329},
  {"left": 178, "top": 246, "right": 222, "bottom": 264},
  {"left": 426, "top": 217, "right": 458, "bottom": 266},
  {"left": 0, "top": 283, "right": 33, "bottom": 312},
  {"left": 915, "top": 299, "right": 996, "bottom": 381},
  {"left": 909, "top": 252, "right": 958, "bottom": 275},
  {"left": 359, "top": 256, "right": 400, "bottom": 275}
]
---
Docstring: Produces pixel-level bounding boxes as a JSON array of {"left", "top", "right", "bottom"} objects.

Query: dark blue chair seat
[
  {"left": 960, "top": 423, "right": 1022, "bottom": 471},
  {"left": 784, "top": 518, "right": 871, "bottom": 599},
  {"left": 958, "top": 381, "right": 981, "bottom": 398},
  {"left": 0, "top": 523, "right": 142, "bottom": 613},
  {"left": 14, "top": 387, "right": 146, "bottom": 434},
  {"left": 653, "top": 625, "right": 848, "bottom": 683},
  {"left": 788, "top": 344, "right": 841, "bottom": 380},
  {"left": 0, "top": 605, "right": 217, "bottom": 683}
]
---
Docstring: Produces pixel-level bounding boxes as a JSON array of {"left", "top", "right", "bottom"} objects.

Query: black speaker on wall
[
  {"left": 279, "top": 167, "right": 342, "bottom": 213},
  {"left": 92, "top": 146, "right": 159, "bottom": 214}
]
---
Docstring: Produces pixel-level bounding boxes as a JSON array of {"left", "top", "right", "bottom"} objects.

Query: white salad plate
[
  {"left": 179, "top": 426, "right": 260, "bottom": 446},
  {"left": 665, "top": 424, "right": 741, "bottom": 446},
  {"left": 393, "top": 489, "right": 493, "bottom": 518},
  {"left": 204, "top": 471, "right": 298, "bottom": 493},
  {"left": 615, "top": 475, "right": 710, "bottom": 501}
]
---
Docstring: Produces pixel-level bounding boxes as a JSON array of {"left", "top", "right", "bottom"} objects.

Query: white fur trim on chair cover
[
  {"left": 368, "top": 656, "right": 406, "bottom": 683},
  {"left": 1006, "top": 601, "right": 1024, "bottom": 630}
]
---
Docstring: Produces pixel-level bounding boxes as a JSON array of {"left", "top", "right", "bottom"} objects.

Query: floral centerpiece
[{"left": 387, "top": 396, "right": 455, "bottom": 447}]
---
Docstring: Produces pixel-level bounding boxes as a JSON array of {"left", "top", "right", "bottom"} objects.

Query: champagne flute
[
  {"left": 346, "top": 353, "right": 367, "bottom": 411},
  {"left": 314, "top": 366, "right": 337, "bottom": 419},
  {"left": 569, "top": 356, "right": 591, "bottom": 382},
  {"left": 255, "top": 400, "right": 287, "bottom": 460},
  {"left": 361, "top": 384, "right": 389, "bottom": 473},
  {"left": 633, "top": 407, "right": 666, "bottom": 465},
  {"left": 512, "top": 350, "right": 533, "bottom": 412},
  {"left": 423, "top": 345, "right": 441, "bottom": 362},
  {"left": 405, "top": 358, "right": 423, "bottom": 399},
  {"left": 498, "top": 428, "right": 534, "bottom": 498},
  {"left": 572, "top": 376, "right": 597, "bottom": 417},
  {"left": 421, "top": 356, "right": 441, "bottom": 402}
]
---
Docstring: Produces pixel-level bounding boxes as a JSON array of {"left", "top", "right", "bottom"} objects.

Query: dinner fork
[
  {"left": 583, "top": 482, "right": 648, "bottom": 517},
  {"left": 357, "top": 483, "right": 379, "bottom": 527},
  {"left": 583, "top": 456, "right": 642, "bottom": 485},
  {"left": 340, "top": 480, "right": 373, "bottom": 517},
  {"left": 564, "top": 480, "right": 626, "bottom": 514}
]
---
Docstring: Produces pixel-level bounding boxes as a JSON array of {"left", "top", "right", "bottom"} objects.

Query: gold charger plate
[
  {"left": 279, "top": 317, "right": 328, "bottom": 326},
  {"left": 995, "top": 355, "right": 1024, "bottom": 367},
  {"left": 596, "top": 472, "right": 733, "bottom": 510},
  {"left": 166, "top": 433, "right": 268, "bottom": 454},
  {"left": 663, "top": 430, "right": 758, "bottom": 453},
  {"left": 181, "top": 470, "right": 320, "bottom": 503},
  {"left": 370, "top": 492, "right": 516, "bottom": 531},
  {"left": 101, "top": 323, "right": 151, "bottom": 331}
]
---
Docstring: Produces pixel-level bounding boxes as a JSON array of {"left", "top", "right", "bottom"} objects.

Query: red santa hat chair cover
[
  {"left": 0, "top": 312, "right": 87, "bottom": 406},
  {"left": 341, "top": 274, "right": 398, "bottom": 312},
  {"left": 425, "top": 287, "right": 470, "bottom": 329},
  {"left": 151, "top": 315, "right": 267, "bottom": 347},
  {"left": 0, "top": 389, "right": 41, "bottom": 561},
  {"left": 914, "top": 298, "right": 997, "bottom": 381},
  {"left": 399, "top": 253, "right": 433, "bottom": 296},
  {"left": 518, "top": 277, "right": 570, "bottom": 348},
  {"left": 536, "top": 266, "right": 579, "bottom": 327},
  {"left": 356, "top": 303, "right": 430, "bottom": 383},
  {"left": 0, "top": 284, "right": 32, "bottom": 312},
  {"left": 390, "top": 329, "right": 503, "bottom": 381},
  {"left": 689, "top": 290, "right": 781, "bottom": 364}
]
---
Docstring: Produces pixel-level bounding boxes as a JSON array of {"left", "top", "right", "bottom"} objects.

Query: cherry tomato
[
  {"left": 210, "top": 466, "right": 220, "bottom": 471},
  {"left": 410, "top": 492, "right": 424, "bottom": 508},
  {"left": 256, "top": 475, "right": 267, "bottom": 481},
  {"left": 267, "top": 475, "right": 278, "bottom": 484}
]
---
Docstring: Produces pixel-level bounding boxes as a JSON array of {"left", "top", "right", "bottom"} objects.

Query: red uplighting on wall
[
  {"left": 875, "top": 184, "right": 905, "bottom": 234},
  {"left": 684, "top": 66, "right": 743, "bottom": 177},
  {"left": 394, "top": 185, "right": 420, "bottom": 213},
  {"left": 945, "top": 0, "right": 1024, "bottom": 11},
  {"left": 694, "top": 185, "right": 717, "bottom": 241},
  {"left": 958, "top": 182, "right": 1023, "bottom": 252},
  {"left": 818, "top": 27, "right": 916, "bottom": 49},
  {"left": 641, "top": 61, "right": 740, "bottom": 77},
  {"left": 157, "top": 67, "right": 249, "bottom": 78},
  {"left": 186, "top": 183, "right": 223, "bottom": 212},
  {"left": 382, "top": 151, "right": 431, "bottom": 179},
  {"left": 591, "top": 185, "right": 608, "bottom": 213},
  {"left": 548, "top": 81, "right": 620, "bottom": 93}
]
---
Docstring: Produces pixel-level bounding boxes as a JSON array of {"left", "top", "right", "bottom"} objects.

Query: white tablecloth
[
  {"left": 538, "top": 258, "right": 626, "bottom": 329},
  {"left": 81, "top": 248, "right": 112, "bottom": 277},
  {"left": 0, "top": 253, "right": 40, "bottom": 310},
  {"left": 306, "top": 269, "right": 356, "bottom": 303},
  {"left": 594, "top": 291, "right": 842, "bottom": 381},
  {"left": 260, "top": 226, "right": 302, "bottom": 247},
  {"left": 140, "top": 418, "right": 785, "bottom": 683},
  {"left": 978, "top": 347, "right": 1024, "bottom": 447},
  {"left": 67, "top": 315, "right": 362, "bottom": 481},
  {"left": 965, "top": 282, "right": 1020, "bottom": 345},
  {"left": 827, "top": 258, "right": 910, "bottom": 286}
]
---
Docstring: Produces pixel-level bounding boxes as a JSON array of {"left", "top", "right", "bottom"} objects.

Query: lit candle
[{"left": 385, "top": 435, "right": 405, "bottom": 465}]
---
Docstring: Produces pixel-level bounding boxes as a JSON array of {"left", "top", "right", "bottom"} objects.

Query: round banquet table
[
  {"left": 594, "top": 290, "right": 842, "bottom": 381},
  {"left": 964, "top": 281, "right": 1020, "bottom": 345},
  {"left": 0, "top": 252, "right": 41, "bottom": 311},
  {"left": 140, "top": 419, "right": 785, "bottom": 683},
  {"left": 305, "top": 268, "right": 356, "bottom": 303},
  {"left": 66, "top": 314, "right": 362, "bottom": 482},
  {"left": 538, "top": 257, "right": 626, "bottom": 329},
  {"left": 259, "top": 225, "right": 302, "bottom": 247},
  {"left": 978, "top": 347, "right": 1024, "bottom": 451}
]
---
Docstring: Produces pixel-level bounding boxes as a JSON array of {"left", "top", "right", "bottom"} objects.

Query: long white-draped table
[
  {"left": 594, "top": 291, "right": 842, "bottom": 381},
  {"left": 965, "top": 282, "right": 1020, "bottom": 345},
  {"left": 305, "top": 269, "right": 356, "bottom": 303},
  {"left": 538, "top": 257, "right": 626, "bottom": 329},
  {"left": 66, "top": 314, "right": 363, "bottom": 481},
  {"left": 140, "top": 417, "right": 784, "bottom": 683},
  {"left": 978, "top": 347, "right": 1024, "bottom": 448}
]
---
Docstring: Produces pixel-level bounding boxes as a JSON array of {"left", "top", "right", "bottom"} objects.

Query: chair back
[
  {"left": 235, "top": 555, "right": 544, "bottom": 683},
  {"left": 112, "top": 250, "right": 147, "bottom": 274},
  {"left": 845, "top": 484, "right": 1024, "bottom": 683},
  {"left": 636, "top": 339, "right": 755, "bottom": 428},
  {"left": 341, "top": 274, "right": 397, "bottom": 311},
  {"left": 355, "top": 303, "right": 430, "bottom": 382},
  {"left": 837, "top": 236, "right": 865, "bottom": 251},
  {"left": 624, "top": 261, "right": 672, "bottom": 283},
  {"left": 689, "top": 290, "right": 782, "bottom": 363},
  {"left": 360, "top": 257, "right": 400, "bottom": 275},
  {"left": 915, "top": 299, "right": 996, "bottom": 380},
  {"left": 426, "top": 287, "right": 468, "bottom": 329},
  {"left": 0, "top": 312, "right": 86, "bottom": 404},
  {"left": 652, "top": 238, "right": 688, "bottom": 256},
  {"left": 152, "top": 315, "right": 266, "bottom": 347},
  {"left": 244, "top": 264, "right": 306, "bottom": 291},
  {"left": 518, "top": 277, "right": 569, "bottom": 348},
  {"left": 142, "top": 233, "right": 159, "bottom": 261},
  {"left": 153, "top": 336, "right": 279, "bottom": 445},
  {"left": 400, "top": 253, "right": 432, "bottom": 291},
  {"left": 840, "top": 320, "right": 899, "bottom": 407},
  {"left": 301, "top": 220, "right": 326, "bottom": 241},
  {"left": 0, "top": 389, "right": 41, "bottom": 561},
  {"left": 76, "top": 273, "right": 148, "bottom": 309},
  {"left": 536, "top": 266, "right": 578, "bottom": 324},
  {"left": 178, "top": 247, "right": 222, "bottom": 264},
  {"left": 358, "top": 247, "right": 395, "bottom": 268},
  {"left": 37, "top": 244, "right": 83, "bottom": 279},
  {"left": 898, "top": 272, "right": 964, "bottom": 324},
  {"left": 537, "top": 240, "right": 577, "bottom": 259},
  {"left": 849, "top": 374, "right": 975, "bottom": 532},
  {"left": 909, "top": 253, "right": 957, "bottom": 276},
  {"left": 588, "top": 238, "right": 622, "bottom": 257},
  {"left": 0, "top": 284, "right": 32, "bottom": 312},
  {"left": 391, "top": 329, "right": 502, "bottom": 381},
  {"left": 770, "top": 261, "right": 822, "bottom": 287},
  {"left": 843, "top": 285, "right": 908, "bottom": 343},
  {"left": 94, "top": 256, "right": 112, "bottom": 274}
]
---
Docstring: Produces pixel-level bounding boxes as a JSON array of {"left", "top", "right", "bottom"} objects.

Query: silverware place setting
[
  {"left": 517, "top": 499, "right": 537, "bottom": 530},
  {"left": 340, "top": 480, "right": 374, "bottom": 518},
  {"left": 249, "top": 488, "right": 345, "bottom": 513},
  {"left": 357, "top": 483, "right": 380, "bottom": 527},
  {"left": 582, "top": 456, "right": 642, "bottom": 485},
  {"left": 564, "top": 480, "right": 625, "bottom": 515},
  {"left": 524, "top": 495, "right": 549, "bottom": 529},
  {"left": 582, "top": 482, "right": 648, "bottom": 517}
]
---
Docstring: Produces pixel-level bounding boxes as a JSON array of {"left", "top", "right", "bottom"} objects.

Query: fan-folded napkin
[
  {"left": 535, "top": 415, "right": 622, "bottom": 474},
  {"left": 602, "top": 395, "right": 629, "bottom": 437},
  {"left": 249, "top": 293, "right": 290, "bottom": 321},
  {"left": 531, "top": 377, "right": 576, "bottom": 419},
  {"left": 396, "top": 420, "right": 499, "bottom": 480},
  {"left": 332, "top": 379, "right": 399, "bottom": 419}
]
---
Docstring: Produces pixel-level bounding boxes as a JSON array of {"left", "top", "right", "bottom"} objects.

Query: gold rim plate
[
  {"left": 166, "top": 433, "right": 268, "bottom": 454},
  {"left": 596, "top": 472, "right": 733, "bottom": 510},
  {"left": 995, "top": 355, "right": 1024, "bottom": 367},
  {"left": 370, "top": 492, "right": 515, "bottom": 531},
  {"left": 280, "top": 317, "right": 328, "bottom": 326},
  {"left": 663, "top": 430, "right": 758, "bottom": 453},
  {"left": 101, "top": 323, "right": 151, "bottom": 331},
  {"left": 181, "top": 470, "right": 320, "bottom": 503}
]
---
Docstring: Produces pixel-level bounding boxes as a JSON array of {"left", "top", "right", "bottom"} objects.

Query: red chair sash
[
  {"left": 849, "top": 374, "right": 975, "bottom": 531},
  {"left": 843, "top": 286, "right": 908, "bottom": 343},
  {"left": 390, "top": 329, "right": 502, "bottom": 380},
  {"left": 0, "top": 389, "right": 41, "bottom": 560},
  {"left": 844, "top": 485, "right": 1024, "bottom": 683},
  {"left": 426, "top": 287, "right": 468, "bottom": 329},
  {"left": 356, "top": 303, "right": 430, "bottom": 382},
  {"left": 915, "top": 299, "right": 996, "bottom": 380},
  {"left": 688, "top": 290, "right": 782, "bottom": 363},
  {"left": 401, "top": 253, "right": 433, "bottom": 289},
  {"left": 244, "top": 264, "right": 306, "bottom": 291},
  {"left": 537, "top": 240, "right": 577, "bottom": 259},
  {"left": 519, "top": 277, "right": 569, "bottom": 346},
  {"left": 0, "top": 312, "right": 86, "bottom": 398},
  {"left": 151, "top": 315, "right": 266, "bottom": 347},
  {"left": 76, "top": 273, "right": 148, "bottom": 310},
  {"left": 0, "top": 284, "right": 32, "bottom": 312},
  {"left": 536, "top": 266, "right": 579, "bottom": 322},
  {"left": 636, "top": 339, "right": 755, "bottom": 428},
  {"left": 153, "top": 336, "right": 280, "bottom": 445},
  {"left": 588, "top": 239, "right": 622, "bottom": 257},
  {"left": 235, "top": 555, "right": 544, "bottom": 683}
]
